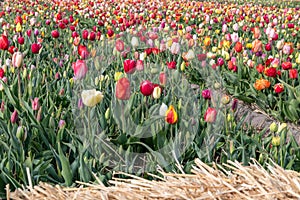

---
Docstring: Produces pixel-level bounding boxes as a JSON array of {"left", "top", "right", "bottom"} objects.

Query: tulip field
[{"left": 0, "top": 0, "right": 300, "bottom": 197}]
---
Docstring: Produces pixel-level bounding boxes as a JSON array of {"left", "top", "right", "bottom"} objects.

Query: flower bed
[{"left": 0, "top": 0, "right": 299, "bottom": 197}]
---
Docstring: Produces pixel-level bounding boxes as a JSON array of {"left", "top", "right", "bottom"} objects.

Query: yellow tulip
[{"left": 16, "top": 23, "right": 22, "bottom": 32}]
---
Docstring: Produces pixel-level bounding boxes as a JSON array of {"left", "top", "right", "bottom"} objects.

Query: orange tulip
[
  {"left": 253, "top": 79, "right": 271, "bottom": 91},
  {"left": 252, "top": 39, "right": 262, "bottom": 53},
  {"left": 203, "top": 36, "right": 211, "bottom": 47},
  {"left": 253, "top": 27, "right": 261, "bottom": 39}
]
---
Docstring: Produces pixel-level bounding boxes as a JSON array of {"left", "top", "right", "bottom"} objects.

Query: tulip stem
[{"left": 18, "top": 69, "right": 22, "bottom": 106}]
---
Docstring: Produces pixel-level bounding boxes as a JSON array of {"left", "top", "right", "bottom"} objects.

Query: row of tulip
[{"left": 0, "top": 0, "right": 299, "bottom": 195}]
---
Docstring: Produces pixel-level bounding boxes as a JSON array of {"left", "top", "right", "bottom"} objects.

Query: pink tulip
[
  {"left": 72, "top": 60, "right": 88, "bottom": 80},
  {"left": 11, "top": 110, "right": 18, "bottom": 124},
  {"left": 204, "top": 107, "right": 217, "bottom": 123},
  {"left": 31, "top": 97, "right": 39, "bottom": 111},
  {"left": 116, "top": 77, "right": 131, "bottom": 100},
  {"left": 136, "top": 60, "right": 144, "bottom": 71}
]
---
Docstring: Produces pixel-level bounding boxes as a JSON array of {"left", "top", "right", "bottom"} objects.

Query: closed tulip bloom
[
  {"left": 116, "top": 77, "right": 131, "bottom": 100},
  {"left": 204, "top": 107, "right": 217, "bottom": 123},
  {"left": 11, "top": 110, "right": 18, "bottom": 124},
  {"left": 165, "top": 105, "right": 178, "bottom": 124},
  {"left": 72, "top": 60, "right": 88, "bottom": 79},
  {"left": 12, "top": 52, "right": 23, "bottom": 68},
  {"left": 31, "top": 43, "right": 41, "bottom": 54},
  {"left": 230, "top": 32, "right": 239, "bottom": 43},
  {"left": 0, "top": 35, "right": 9, "bottom": 50},
  {"left": 51, "top": 30, "right": 59, "bottom": 38},
  {"left": 115, "top": 39, "right": 124, "bottom": 52},
  {"left": 131, "top": 36, "right": 139, "bottom": 48},
  {"left": 140, "top": 80, "right": 154, "bottom": 96},
  {"left": 136, "top": 60, "right": 144, "bottom": 71},
  {"left": 289, "top": 69, "right": 298, "bottom": 79},
  {"left": 170, "top": 42, "right": 180, "bottom": 54},
  {"left": 276, "top": 39, "right": 284, "bottom": 50},
  {"left": 152, "top": 86, "right": 161, "bottom": 99},
  {"left": 81, "top": 89, "right": 104, "bottom": 107}
]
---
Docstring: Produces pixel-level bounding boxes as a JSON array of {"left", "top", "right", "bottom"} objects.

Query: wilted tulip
[
  {"left": 116, "top": 77, "right": 131, "bottom": 100},
  {"left": 12, "top": 52, "right": 23, "bottom": 68},
  {"left": 72, "top": 60, "right": 88, "bottom": 79},
  {"left": 81, "top": 89, "right": 104, "bottom": 107}
]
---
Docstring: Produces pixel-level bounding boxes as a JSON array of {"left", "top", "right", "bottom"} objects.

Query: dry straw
[{"left": 7, "top": 158, "right": 300, "bottom": 200}]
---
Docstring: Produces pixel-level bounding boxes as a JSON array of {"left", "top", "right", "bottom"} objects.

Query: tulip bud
[
  {"left": 12, "top": 52, "right": 23, "bottom": 68},
  {"left": 204, "top": 107, "right": 217, "bottom": 123},
  {"left": 277, "top": 123, "right": 287, "bottom": 133},
  {"left": 36, "top": 106, "right": 42, "bottom": 122},
  {"left": 105, "top": 108, "right": 110, "bottom": 120},
  {"left": 11, "top": 110, "right": 18, "bottom": 124},
  {"left": 58, "top": 120, "right": 66, "bottom": 129},
  {"left": 16, "top": 126, "right": 27, "bottom": 142},
  {"left": 271, "top": 136, "right": 280, "bottom": 147},
  {"left": 221, "top": 95, "right": 230, "bottom": 105},
  {"left": 269, "top": 122, "right": 278, "bottom": 133}
]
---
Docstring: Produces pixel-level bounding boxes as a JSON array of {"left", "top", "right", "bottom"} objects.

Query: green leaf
[{"left": 58, "top": 142, "right": 73, "bottom": 186}]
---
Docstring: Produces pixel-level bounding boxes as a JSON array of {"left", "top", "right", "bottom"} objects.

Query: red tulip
[
  {"left": 82, "top": 30, "right": 89, "bottom": 40},
  {"left": 116, "top": 77, "right": 131, "bottom": 100},
  {"left": 51, "top": 30, "right": 59, "bottom": 38},
  {"left": 58, "top": 22, "right": 66, "bottom": 29},
  {"left": 140, "top": 80, "right": 154, "bottom": 96},
  {"left": 204, "top": 107, "right": 217, "bottom": 123},
  {"left": 72, "top": 31, "right": 79, "bottom": 38},
  {"left": 31, "top": 43, "right": 41, "bottom": 54},
  {"left": 281, "top": 62, "right": 292, "bottom": 70},
  {"left": 15, "top": 16, "right": 22, "bottom": 25},
  {"left": 217, "top": 58, "right": 224, "bottom": 66},
  {"left": 289, "top": 69, "right": 298, "bottom": 79},
  {"left": 107, "top": 29, "right": 114, "bottom": 37},
  {"left": 0, "top": 35, "right": 9, "bottom": 50},
  {"left": 165, "top": 105, "right": 178, "bottom": 124},
  {"left": 202, "top": 89, "right": 211, "bottom": 99},
  {"left": 287, "top": 23, "right": 294, "bottom": 29},
  {"left": 8, "top": 46, "right": 16, "bottom": 54},
  {"left": 274, "top": 83, "right": 284, "bottom": 94},
  {"left": 234, "top": 41, "right": 243, "bottom": 53},
  {"left": 89, "top": 31, "right": 96, "bottom": 41},
  {"left": 123, "top": 59, "right": 136, "bottom": 74},
  {"left": 167, "top": 61, "right": 176, "bottom": 69},
  {"left": 18, "top": 37, "right": 24, "bottom": 45},
  {"left": 70, "top": 25, "right": 75, "bottom": 32},
  {"left": 78, "top": 45, "right": 89, "bottom": 59},
  {"left": 72, "top": 60, "right": 88, "bottom": 79},
  {"left": 0, "top": 68, "right": 4, "bottom": 78},
  {"left": 264, "top": 67, "right": 277, "bottom": 77},
  {"left": 26, "top": 29, "right": 32, "bottom": 37},
  {"left": 265, "top": 43, "right": 272, "bottom": 51},
  {"left": 256, "top": 64, "right": 265, "bottom": 73}
]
